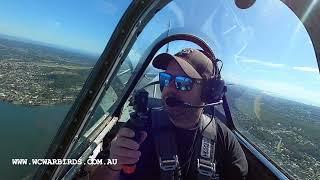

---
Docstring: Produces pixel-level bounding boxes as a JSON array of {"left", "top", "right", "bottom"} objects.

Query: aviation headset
[
  {"left": 197, "top": 49, "right": 226, "bottom": 104},
  {"left": 157, "top": 47, "right": 225, "bottom": 104},
  {"left": 143, "top": 33, "right": 226, "bottom": 104}
]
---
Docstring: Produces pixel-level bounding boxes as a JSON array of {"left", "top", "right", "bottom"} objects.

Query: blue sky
[
  {"left": 0, "top": 0, "right": 131, "bottom": 54},
  {"left": 0, "top": 0, "right": 319, "bottom": 106}
]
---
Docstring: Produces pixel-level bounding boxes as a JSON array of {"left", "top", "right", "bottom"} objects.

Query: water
[{"left": 0, "top": 101, "right": 70, "bottom": 180}]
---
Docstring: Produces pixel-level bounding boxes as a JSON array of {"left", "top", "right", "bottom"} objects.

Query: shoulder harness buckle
[
  {"left": 197, "top": 158, "right": 215, "bottom": 176},
  {"left": 159, "top": 155, "right": 179, "bottom": 171}
]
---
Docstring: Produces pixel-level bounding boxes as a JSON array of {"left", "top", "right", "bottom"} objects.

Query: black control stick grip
[{"left": 122, "top": 89, "right": 148, "bottom": 174}]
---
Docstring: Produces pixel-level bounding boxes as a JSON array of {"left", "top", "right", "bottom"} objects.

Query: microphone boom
[
  {"left": 183, "top": 100, "right": 223, "bottom": 108},
  {"left": 165, "top": 97, "right": 222, "bottom": 108}
]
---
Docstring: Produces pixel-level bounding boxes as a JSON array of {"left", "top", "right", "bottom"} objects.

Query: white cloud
[
  {"left": 223, "top": 73, "right": 320, "bottom": 106},
  {"left": 236, "top": 56, "right": 285, "bottom": 68},
  {"left": 293, "top": 66, "right": 319, "bottom": 73},
  {"left": 223, "top": 72, "right": 241, "bottom": 83},
  {"left": 244, "top": 80, "right": 320, "bottom": 107}
]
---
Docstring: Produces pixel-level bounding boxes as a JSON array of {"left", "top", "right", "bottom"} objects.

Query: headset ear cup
[
  {"left": 202, "top": 79, "right": 225, "bottom": 103},
  {"left": 201, "top": 80, "right": 211, "bottom": 103},
  {"left": 213, "top": 79, "right": 225, "bottom": 101}
]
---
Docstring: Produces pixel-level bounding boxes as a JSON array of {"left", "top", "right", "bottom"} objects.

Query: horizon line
[{"left": 0, "top": 33, "right": 102, "bottom": 57}]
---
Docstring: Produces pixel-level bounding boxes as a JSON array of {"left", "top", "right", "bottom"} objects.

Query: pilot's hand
[{"left": 109, "top": 127, "right": 147, "bottom": 171}]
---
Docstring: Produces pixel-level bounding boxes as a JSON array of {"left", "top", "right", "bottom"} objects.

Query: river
[{"left": 0, "top": 101, "right": 70, "bottom": 180}]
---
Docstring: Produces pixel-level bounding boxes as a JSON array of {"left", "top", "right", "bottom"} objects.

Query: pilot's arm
[{"left": 217, "top": 121, "right": 248, "bottom": 179}]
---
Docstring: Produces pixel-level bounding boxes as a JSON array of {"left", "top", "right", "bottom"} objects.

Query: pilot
[{"left": 91, "top": 48, "right": 248, "bottom": 180}]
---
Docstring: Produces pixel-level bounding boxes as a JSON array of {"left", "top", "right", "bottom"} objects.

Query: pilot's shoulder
[
  {"left": 202, "top": 114, "right": 237, "bottom": 141},
  {"left": 212, "top": 117, "right": 242, "bottom": 151},
  {"left": 202, "top": 114, "right": 229, "bottom": 131},
  {"left": 215, "top": 118, "right": 231, "bottom": 132}
]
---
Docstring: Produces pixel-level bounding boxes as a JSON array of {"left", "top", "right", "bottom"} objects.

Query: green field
[{"left": 227, "top": 85, "right": 320, "bottom": 179}]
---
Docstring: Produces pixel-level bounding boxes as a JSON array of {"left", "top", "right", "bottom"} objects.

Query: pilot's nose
[{"left": 167, "top": 80, "right": 178, "bottom": 92}]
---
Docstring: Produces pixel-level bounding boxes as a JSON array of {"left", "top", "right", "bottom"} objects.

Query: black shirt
[{"left": 118, "top": 114, "right": 248, "bottom": 180}]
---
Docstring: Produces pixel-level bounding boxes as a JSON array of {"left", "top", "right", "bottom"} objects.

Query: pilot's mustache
[
  {"left": 163, "top": 94, "right": 183, "bottom": 105},
  {"left": 163, "top": 92, "right": 181, "bottom": 100}
]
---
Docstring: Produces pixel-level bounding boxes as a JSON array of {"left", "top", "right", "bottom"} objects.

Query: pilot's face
[{"left": 161, "top": 60, "right": 204, "bottom": 129}]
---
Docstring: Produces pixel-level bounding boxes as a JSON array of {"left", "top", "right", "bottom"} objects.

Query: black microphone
[{"left": 165, "top": 97, "right": 222, "bottom": 108}]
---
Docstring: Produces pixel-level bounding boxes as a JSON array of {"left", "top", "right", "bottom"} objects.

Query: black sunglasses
[{"left": 159, "top": 72, "right": 202, "bottom": 91}]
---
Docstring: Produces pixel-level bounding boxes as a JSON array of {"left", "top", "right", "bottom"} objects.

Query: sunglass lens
[
  {"left": 175, "top": 76, "right": 193, "bottom": 91},
  {"left": 159, "top": 73, "right": 172, "bottom": 89}
]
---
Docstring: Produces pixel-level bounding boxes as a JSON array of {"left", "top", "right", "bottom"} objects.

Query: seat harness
[{"left": 151, "top": 108, "right": 217, "bottom": 180}]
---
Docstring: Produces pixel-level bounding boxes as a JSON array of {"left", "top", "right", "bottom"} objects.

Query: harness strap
[
  {"left": 151, "top": 109, "right": 217, "bottom": 180},
  {"left": 197, "top": 114, "right": 217, "bottom": 180},
  {"left": 151, "top": 108, "right": 181, "bottom": 180}
]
